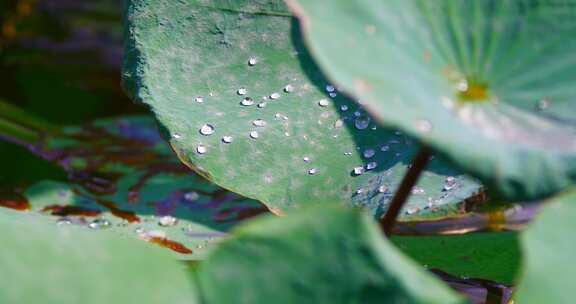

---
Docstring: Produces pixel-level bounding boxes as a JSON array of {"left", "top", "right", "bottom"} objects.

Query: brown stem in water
[{"left": 380, "top": 146, "right": 432, "bottom": 236}]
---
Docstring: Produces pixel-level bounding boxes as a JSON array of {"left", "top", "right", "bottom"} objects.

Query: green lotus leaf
[
  {"left": 0, "top": 208, "right": 199, "bottom": 304},
  {"left": 123, "top": 0, "right": 482, "bottom": 219},
  {"left": 195, "top": 205, "right": 464, "bottom": 304},
  {"left": 289, "top": 0, "right": 576, "bottom": 201},
  {"left": 515, "top": 189, "right": 576, "bottom": 303}
]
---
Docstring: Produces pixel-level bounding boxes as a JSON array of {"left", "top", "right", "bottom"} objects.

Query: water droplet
[
  {"left": 355, "top": 188, "right": 365, "bottom": 194},
  {"left": 340, "top": 105, "right": 349, "bottom": 111},
  {"left": 363, "top": 149, "right": 375, "bottom": 158},
  {"left": 415, "top": 119, "right": 432, "bottom": 133},
  {"left": 411, "top": 187, "right": 425, "bottom": 195},
  {"left": 248, "top": 57, "right": 258, "bottom": 66},
  {"left": 249, "top": 131, "right": 259, "bottom": 139},
  {"left": 405, "top": 207, "right": 419, "bottom": 215},
  {"left": 308, "top": 168, "right": 317, "bottom": 175},
  {"left": 88, "top": 219, "right": 111, "bottom": 230},
  {"left": 257, "top": 102, "right": 267, "bottom": 108},
  {"left": 195, "top": 96, "right": 204, "bottom": 103},
  {"left": 326, "top": 85, "right": 335, "bottom": 92},
  {"left": 199, "top": 124, "right": 215, "bottom": 136},
  {"left": 56, "top": 218, "right": 72, "bottom": 227},
  {"left": 366, "top": 161, "right": 378, "bottom": 170},
  {"left": 252, "top": 119, "right": 267, "bottom": 127},
  {"left": 172, "top": 133, "right": 182, "bottom": 139},
  {"left": 303, "top": 156, "right": 311, "bottom": 162},
  {"left": 270, "top": 92, "right": 281, "bottom": 100},
  {"left": 352, "top": 166, "right": 365, "bottom": 176},
  {"left": 344, "top": 151, "right": 353, "bottom": 156},
  {"left": 443, "top": 176, "right": 457, "bottom": 191},
  {"left": 334, "top": 119, "right": 344, "bottom": 128},
  {"left": 184, "top": 191, "right": 200, "bottom": 201},
  {"left": 284, "top": 84, "right": 295, "bottom": 93},
  {"left": 381, "top": 145, "right": 390, "bottom": 152},
  {"left": 354, "top": 111, "right": 361, "bottom": 117},
  {"left": 378, "top": 185, "right": 387, "bottom": 193},
  {"left": 537, "top": 98, "right": 551, "bottom": 111},
  {"left": 237, "top": 87, "right": 247, "bottom": 95},
  {"left": 240, "top": 97, "right": 254, "bottom": 106},
  {"left": 196, "top": 145, "right": 207, "bottom": 154},
  {"left": 354, "top": 116, "right": 371, "bottom": 130},
  {"left": 457, "top": 79, "right": 469, "bottom": 92},
  {"left": 222, "top": 135, "right": 233, "bottom": 144},
  {"left": 158, "top": 216, "right": 178, "bottom": 227},
  {"left": 329, "top": 92, "right": 337, "bottom": 98},
  {"left": 318, "top": 99, "right": 330, "bottom": 107}
]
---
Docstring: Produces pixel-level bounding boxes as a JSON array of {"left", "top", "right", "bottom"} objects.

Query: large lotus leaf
[
  {"left": 515, "top": 189, "right": 576, "bottom": 303},
  {"left": 195, "top": 205, "right": 464, "bottom": 304},
  {"left": 123, "top": 0, "right": 482, "bottom": 219},
  {"left": 289, "top": 0, "right": 576, "bottom": 201},
  {"left": 0, "top": 116, "right": 266, "bottom": 258},
  {"left": 0, "top": 208, "right": 198, "bottom": 304}
]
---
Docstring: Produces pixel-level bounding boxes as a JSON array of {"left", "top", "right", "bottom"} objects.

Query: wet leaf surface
[
  {"left": 123, "top": 0, "right": 483, "bottom": 219},
  {"left": 290, "top": 0, "right": 576, "bottom": 202}
]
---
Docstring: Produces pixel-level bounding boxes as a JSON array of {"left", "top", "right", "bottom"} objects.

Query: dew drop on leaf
[
  {"left": 195, "top": 96, "right": 204, "bottom": 103},
  {"left": 284, "top": 84, "right": 295, "bottom": 93},
  {"left": 366, "top": 161, "right": 378, "bottom": 170},
  {"left": 252, "top": 119, "right": 267, "bottom": 127},
  {"left": 222, "top": 135, "right": 233, "bottom": 144},
  {"left": 354, "top": 116, "right": 371, "bottom": 130},
  {"left": 248, "top": 57, "right": 257, "bottom": 66},
  {"left": 88, "top": 219, "right": 111, "bottom": 230},
  {"left": 199, "top": 124, "right": 215, "bottom": 136},
  {"left": 318, "top": 99, "right": 330, "bottom": 107},
  {"left": 196, "top": 145, "right": 207, "bottom": 154},
  {"left": 158, "top": 216, "right": 178, "bottom": 227},
  {"left": 363, "top": 149, "right": 375, "bottom": 158},
  {"left": 250, "top": 131, "right": 259, "bottom": 139},
  {"left": 340, "top": 105, "right": 348, "bottom": 111},
  {"left": 240, "top": 97, "right": 254, "bottom": 106},
  {"left": 352, "top": 166, "right": 365, "bottom": 176},
  {"left": 308, "top": 168, "right": 317, "bottom": 175},
  {"left": 270, "top": 92, "right": 281, "bottom": 100},
  {"left": 237, "top": 87, "right": 247, "bottom": 95}
]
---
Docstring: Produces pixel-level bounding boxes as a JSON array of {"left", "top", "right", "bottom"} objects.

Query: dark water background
[{"left": 0, "top": 0, "right": 144, "bottom": 187}]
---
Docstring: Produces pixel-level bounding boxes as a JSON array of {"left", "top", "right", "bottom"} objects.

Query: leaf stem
[
  {"left": 380, "top": 146, "right": 432, "bottom": 236},
  {"left": 0, "top": 99, "right": 56, "bottom": 146}
]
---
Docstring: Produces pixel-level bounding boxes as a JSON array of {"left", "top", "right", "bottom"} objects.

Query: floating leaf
[
  {"left": 0, "top": 208, "right": 199, "bottom": 304},
  {"left": 123, "top": 0, "right": 482, "bottom": 219},
  {"left": 515, "top": 189, "right": 576, "bottom": 303},
  {"left": 195, "top": 205, "right": 464, "bottom": 303},
  {"left": 289, "top": 0, "right": 576, "bottom": 201},
  {"left": 1, "top": 116, "right": 266, "bottom": 258}
]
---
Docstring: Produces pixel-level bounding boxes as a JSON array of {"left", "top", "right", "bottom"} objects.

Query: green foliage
[
  {"left": 515, "top": 189, "right": 576, "bottom": 303},
  {"left": 123, "top": 0, "right": 482, "bottom": 219},
  {"left": 0, "top": 208, "right": 199, "bottom": 304},
  {"left": 393, "top": 232, "right": 520, "bottom": 284},
  {"left": 289, "top": 0, "right": 576, "bottom": 201},
  {"left": 195, "top": 205, "right": 464, "bottom": 304}
]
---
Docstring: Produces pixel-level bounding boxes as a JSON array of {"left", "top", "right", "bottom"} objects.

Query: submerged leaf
[{"left": 1, "top": 117, "right": 266, "bottom": 258}]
